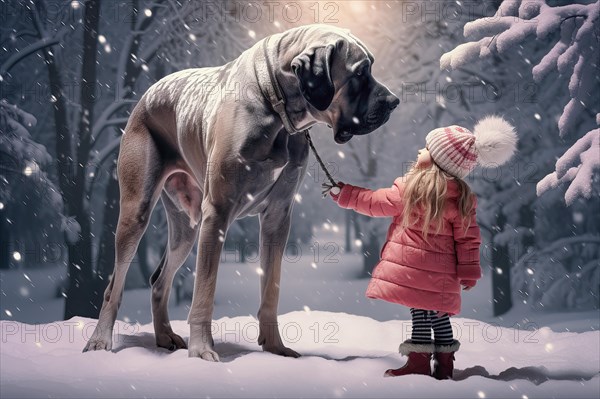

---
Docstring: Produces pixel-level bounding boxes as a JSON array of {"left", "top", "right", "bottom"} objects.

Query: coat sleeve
[
  {"left": 333, "top": 178, "right": 405, "bottom": 217},
  {"left": 452, "top": 196, "right": 482, "bottom": 282}
]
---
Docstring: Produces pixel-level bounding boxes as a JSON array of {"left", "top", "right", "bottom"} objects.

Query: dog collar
[{"left": 254, "top": 36, "right": 304, "bottom": 135}]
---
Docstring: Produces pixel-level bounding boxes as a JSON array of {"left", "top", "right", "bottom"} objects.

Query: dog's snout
[{"left": 386, "top": 95, "right": 400, "bottom": 110}]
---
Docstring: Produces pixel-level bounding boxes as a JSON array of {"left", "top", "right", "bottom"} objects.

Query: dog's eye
[{"left": 356, "top": 70, "right": 363, "bottom": 76}]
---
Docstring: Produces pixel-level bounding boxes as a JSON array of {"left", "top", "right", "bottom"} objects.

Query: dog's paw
[
  {"left": 83, "top": 337, "right": 112, "bottom": 352},
  {"left": 188, "top": 347, "right": 220, "bottom": 362},
  {"left": 262, "top": 345, "right": 301, "bottom": 358},
  {"left": 156, "top": 331, "right": 187, "bottom": 351}
]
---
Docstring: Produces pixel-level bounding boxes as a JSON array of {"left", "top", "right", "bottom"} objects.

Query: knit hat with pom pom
[{"left": 425, "top": 116, "right": 518, "bottom": 178}]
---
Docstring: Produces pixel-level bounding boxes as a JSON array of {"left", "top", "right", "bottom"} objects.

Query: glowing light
[
  {"left": 5, "top": 310, "right": 12, "bottom": 317},
  {"left": 248, "top": 30, "right": 256, "bottom": 39},
  {"left": 349, "top": 2, "right": 367, "bottom": 13},
  {"left": 255, "top": 267, "right": 264, "bottom": 276},
  {"left": 545, "top": 343, "right": 554, "bottom": 352},
  {"left": 477, "top": 392, "right": 486, "bottom": 398},
  {"left": 98, "top": 35, "right": 106, "bottom": 44},
  {"left": 144, "top": 8, "right": 152, "bottom": 17},
  {"left": 12, "top": 251, "right": 21, "bottom": 261}
]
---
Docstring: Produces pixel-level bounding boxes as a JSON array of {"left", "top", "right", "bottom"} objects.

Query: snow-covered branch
[
  {"left": 0, "top": 35, "right": 61, "bottom": 78},
  {"left": 537, "top": 125, "right": 600, "bottom": 205},
  {"left": 441, "top": 0, "right": 600, "bottom": 205},
  {"left": 441, "top": 0, "right": 599, "bottom": 136},
  {"left": 91, "top": 113, "right": 132, "bottom": 148}
]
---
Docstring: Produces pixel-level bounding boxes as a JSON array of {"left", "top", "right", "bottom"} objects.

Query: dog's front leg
[
  {"left": 187, "top": 202, "right": 229, "bottom": 361},
  {"left": 257, "top": 207, "right": 301, "bottom": 358}
]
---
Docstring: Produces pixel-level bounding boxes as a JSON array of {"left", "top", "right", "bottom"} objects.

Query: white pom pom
[{"left": 473, "top": 116, "right": 518, "bottom": 167}]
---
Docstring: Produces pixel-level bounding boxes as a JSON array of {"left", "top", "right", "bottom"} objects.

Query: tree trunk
[
  {"left": 137, "top": 235, "right": 151, "bottom": 287},
  {"left": 492, "top": 213, "right": 512, "bottom": 316},
  {"left": 0, "top": 211, "right": 10, "bottom": 269},
  {"left": 362, "top": 225, "right": 380, "bottom": 277},
  {"left": 64, "top": 0, "right": 101, "bottom": 319},
  {"left": 345, "top": 211, "right": 352, "bottom": 253},
  {"left": 94, "top": 163, "right": 120, "bottom": 308}
]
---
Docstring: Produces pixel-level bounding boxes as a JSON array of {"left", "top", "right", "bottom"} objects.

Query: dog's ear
[{"left": 291, "top": 44, "right": 335, "bottom": 111}]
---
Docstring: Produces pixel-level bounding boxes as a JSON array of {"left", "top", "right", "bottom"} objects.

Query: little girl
[{"left": 326, "top": 116, "right": 517, "bottom": 379}]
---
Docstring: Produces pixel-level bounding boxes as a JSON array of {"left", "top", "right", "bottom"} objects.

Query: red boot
[
  {"left": 433, "top": 340, "right": 460, "bottom": 380},
  {"left": 384, "top": 340, "right": 434, "bottom": 377}
]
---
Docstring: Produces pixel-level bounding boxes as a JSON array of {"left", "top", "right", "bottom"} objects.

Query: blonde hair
[{"left": 400, "top": 161, "right": 475, "bottom": 241}]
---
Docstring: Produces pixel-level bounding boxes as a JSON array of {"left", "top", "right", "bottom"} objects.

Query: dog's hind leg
[
  {"left": 150, "top": 190, "right": 199, "bottom": 351},
  {"left": 83, "top": 120, "right": 165, "bottom": 352}
]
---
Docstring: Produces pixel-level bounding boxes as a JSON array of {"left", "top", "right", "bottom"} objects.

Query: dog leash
[{"left": 304, "top": 130, "right": 341, "bottom": 197}]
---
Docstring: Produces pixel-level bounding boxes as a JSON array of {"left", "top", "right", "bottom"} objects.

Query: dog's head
[{"left": 291, "top": 25, "right": 399, "bottom": 144}]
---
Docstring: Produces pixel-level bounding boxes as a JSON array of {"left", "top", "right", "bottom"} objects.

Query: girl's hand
[
  {"left": 461, "top": 279, "right": 476, "bottom": 290},
  {"left": 322, "top": 182, "right": 344, "bottom": 199}
]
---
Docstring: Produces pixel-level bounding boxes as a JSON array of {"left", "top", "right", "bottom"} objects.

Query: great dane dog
[{"left": 83, "top": 24, "right": 399, "bottom": 360}]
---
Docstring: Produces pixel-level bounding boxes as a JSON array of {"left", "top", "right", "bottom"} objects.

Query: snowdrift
[{"left": 1, "top": 311, "right": 598, "bottom": 398}]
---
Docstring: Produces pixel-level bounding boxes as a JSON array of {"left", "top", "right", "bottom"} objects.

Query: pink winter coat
[{"left": 332, "top": 177, "right": 481, "bottom": 316}]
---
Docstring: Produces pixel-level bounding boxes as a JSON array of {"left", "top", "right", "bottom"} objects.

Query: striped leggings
[{"left": 410, "top": 308, "right": 454, "bottom": 345}]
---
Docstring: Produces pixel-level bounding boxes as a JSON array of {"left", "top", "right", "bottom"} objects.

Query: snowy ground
[
  {"left": 1, "top": 231, "right": 599, "bottom": 398},
  {"left": 1, "top": 312, "right": 599, "bottom": 398}
]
